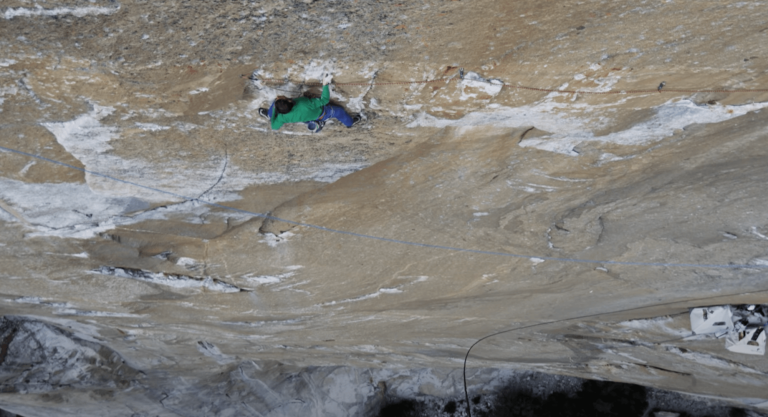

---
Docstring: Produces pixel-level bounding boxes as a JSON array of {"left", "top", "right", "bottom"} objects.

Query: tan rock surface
[{"left": 1, "top": 0, "right": 768, "bottom": 415}]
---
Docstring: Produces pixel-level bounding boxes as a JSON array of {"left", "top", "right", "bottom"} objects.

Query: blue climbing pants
[{"left": 317, "top": 105, "right": 354, "bottom": 127}]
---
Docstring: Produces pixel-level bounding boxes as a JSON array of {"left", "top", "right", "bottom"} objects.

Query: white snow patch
[
  {"left": 43, "top": 104, "right": 118, "bottom": 155},
  {"left": 14, "top": 296, "right": 55, "bottom": 305},
  {"left": 321, "top": 287, "right": 404, "bottom": 306},
  {"left": 248, "top": 275, "right": 280, "bottom": 284},
  {"left": 523, "top": 99, "right": 768, "bottom": 155},
  {"left": 260, "top": 231, "right": 295, "bottom": 248},
  {"left": 55, "top": 308, "right": 142, "bottom": 318},
  {"left": 273, "top": 280, "right": 311, "bottom": 294},
  {"left": 242, "top": 270, "right": 297, "bottom": 285},
  {"left": 619, "top": 316, "right": 690, "bottom": 336},
  {"left": 529, "top": 257, "right": 545, "bottom": 264},
  {"left": 0, "top": 179, "right": 149, "bottom": 238},
  {"left": 751, "top": 227, "right": 768, "bottom": 240},
  {"left": 3, "top": 5, "right": 120, "bottom": 19},
  {"left": 175, "top": 257, "right": 199, "bottom": 268},
  {"left": 459, "top": 71, "right": 504, "bottom": 101},
  {"left": 667, "top": 347, "right": 762, "bottom": 373},
  {"left": 135, "top": 122, "right": 170, "bottom": 131},
  {"left": 94, "top": 266, "right": 241, "bottom": 293},
  {"left": 410, "top": 98, "right": 768, "bottom": 156},
  {"left": 302, "top": 59, "right": 336, "bottom": 81},
  {"left": 407, "top": 100, "right": 582, "bottom": 132},
  {"left": 0, "top": 59, "right": 17, "bottom": 67},
  {"left": 397, "top": 275, "right": 429, "bottom": 284},
  {"left": 346, "top": 96, "right": 366, "bottom": 113},
  {"left": 473, "top": 212, "right": 489, "bottom": 217},
  {"left": 614, "top": 352, "right": 647, "bottom": 364},
  {"left": 40, "top": 104, "right": 249, "bottom": 202},
  {"left": 18, "top": 160, "right": 35, "bottom": 176},
  {"left": 355, "top": 345, "right": 378, "bottom": 352},
  {"left": 357, "top": 62, "right": 378, "bottom": 79},
  {"left": 189, "top": 87, "right": 209, "bottom": 95},
  {"left": 0, "top": 179, "right": 254, "bottom": 239},
  {"left": 598, "top": 153, "right": 628, "bottom": 164},
  {"left": 369, "top": 98, "right": 382, "bottom": 110},
  {"left": 532, "top": 171, "right": 592, "bottom": 182},
  {"left": 0, "top": 85, "right": 18, "bottom": 96}
]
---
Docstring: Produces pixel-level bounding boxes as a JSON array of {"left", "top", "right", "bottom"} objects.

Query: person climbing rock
[{"left": 258, "top": 74, "right": 362, "bottom": 133}]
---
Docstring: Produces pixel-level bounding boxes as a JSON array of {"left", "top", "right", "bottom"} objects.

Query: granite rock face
[{"left": 2, "top": 0, "right": 768, "bottom": 415}]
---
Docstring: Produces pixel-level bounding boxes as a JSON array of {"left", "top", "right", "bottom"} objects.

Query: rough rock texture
[{"left": 1, "top": 0, "right": 768, "bottom": 415}]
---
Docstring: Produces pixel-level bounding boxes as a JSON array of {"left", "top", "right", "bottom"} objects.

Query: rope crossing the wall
[
  {"left": 1, "top": 144, "right": 767, "bottom": 272},
  {"left": 2, "top": 107, "right": 768, "bottom": 415},
  {"left": 460, "top": 287, "right": 768, "bottom": 417},
  {"left": 247, "top": 70, "right": 768, "bottom": 95}
]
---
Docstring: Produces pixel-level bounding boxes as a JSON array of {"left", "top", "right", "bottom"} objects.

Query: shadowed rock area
[{"left": 1, "top": 0, "right": 768, "bottom": 415}]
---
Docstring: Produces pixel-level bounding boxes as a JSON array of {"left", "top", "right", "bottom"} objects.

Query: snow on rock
[
  {"left": 94, "top": 266, "right": 243, "bottom": 293},
  {"left": 0, "top": 176, "right": 262, "bottom": 239},
  {"left": 620, "top": 316, "right": 690, "bottom": 337},
  {"left": 687, "top": 305, "right": 768, "bottom": 356},
  {"left": 409, "top": 98, "right": 768, "bottom": 156},
  {"left": 726, "top": 327, "right": 766, "bottom": 356},
  {"left": 259, "top": 230, "right": 295, "bottom": 248},
  {"left": 3, "top": 5, "right": 120, "bottom": 20},
  {"left": 301, "top": 59, "right": 337, "bottom": 82},
  {"left": 196, "top": 341, "right": 235, "bottom": 365},
  {"left": 459, "top": 71, "right": 504, "bottom": 101},
  {"left": 690, "top": 306, "right": 734, "bottom": 335},
  {"left": 0, "top": 179, "right": 149, "bottom": 239},
  {"left": 520, "top": 99, "right": 768, "bottom": 155},
  {"left": 0, "top": 316, "right": 142, "bottom": 394},
  {"left": 42, "top": 104, "right": 118, "bottom": 156},
  {"left": 39, "top": 103, "right": 244, "bottom": 203}
]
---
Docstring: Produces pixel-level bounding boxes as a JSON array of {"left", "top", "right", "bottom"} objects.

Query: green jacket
[{"left": 271, "top": 85, "right": 330, "bottom": 130}]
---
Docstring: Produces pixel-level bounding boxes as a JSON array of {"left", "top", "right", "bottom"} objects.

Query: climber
[{"left": 258, "top": 74, "right": 361, "bottom": 133}]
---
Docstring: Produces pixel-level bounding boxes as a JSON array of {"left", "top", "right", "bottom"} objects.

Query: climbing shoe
[
  {"left": 350, "top": 115, "right": 362, "bottom": 127},
  {"left": 258, "top": 108, "right": 269, "bottom": 119},
  {"left": 307, "top": 120, "right": 325, "bottom": 133}
]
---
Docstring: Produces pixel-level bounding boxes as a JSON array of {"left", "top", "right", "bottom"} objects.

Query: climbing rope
[
  {"left": 246, "top": 69, "right": 768, "bottom": 95},
  {"left": 1, "top": 144, "right": 767, "bottom": 272},
  {"left": 461, "top": 286, "right": 768, "bottom": 417},
  {"left": 2, "top": 135, "right": 768, "bottom": 416}
]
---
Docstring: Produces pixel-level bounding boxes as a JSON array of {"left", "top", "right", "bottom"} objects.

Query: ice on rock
[
  {"left": 690, "top": 305, "right": 768, "bottom": 355},
  {"left": 726, "top": 327, "right": 766, "bottom": 355},
  {"left": 690, "top": 306, "right": 733, "bottom": 335}
]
